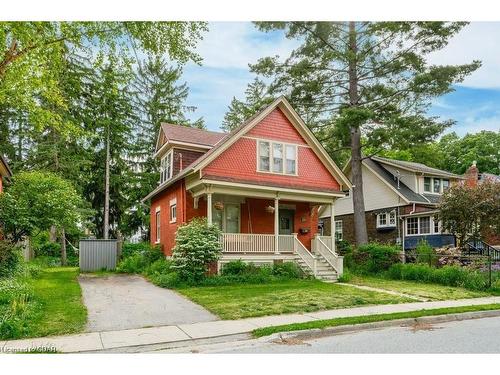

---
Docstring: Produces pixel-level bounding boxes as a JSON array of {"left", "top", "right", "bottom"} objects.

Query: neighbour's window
[
  {"left": 442, "top": 179, "right": 450, "bottom": 192},
  {"left": 434, "top": 218, "right": 440, "bottom": 233},
  {"left": 424, "top": 177, "right": 431, "bottom": 192},
  {"left": 257, "top": 140, "right": 297, "bottom": 176},
  {"left": 335, "top": 220, "right": 343, "bottom": 241},
  {"left": 285, "top": 145, "right": 297, "bottom": 174},
  {"left": 155, "top": 209, "right": 161, "bottom": 243},
  {"left": 377, "top": 210, "right": 396, "bottom": 228},
  {"left": 406, "top": 217, "right": 418, "bottom": 235},
  {"left": 272, "top": 143, "right": 283, "bottom": 173},
  {"left": 169, "top": 198, "right": 177, "bottom": 223},
  {"left": 160, "top": 151, "right": 173, "bottom": 184},
  {"left": 258, "top": 141, "right": 270, "bottom": 172},
  {"left": 433, "top": 178, "right": 441, "bottom": 193},
  {"left": 420, "top": 216, "right": 430, "bottom": 234}
]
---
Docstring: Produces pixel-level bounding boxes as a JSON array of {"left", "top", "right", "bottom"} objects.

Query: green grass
[
  {"left": 252, "top": 303, "right": 500, "bottom": 337},
  {"left": 177, "top": 279, "right": 414, "bottom": 320},
  {"left": 348, "top": 275, "right": 490, "bottom": 300},
  {"left": 26, "top": 267, "right": 87, "bottom": 338}
]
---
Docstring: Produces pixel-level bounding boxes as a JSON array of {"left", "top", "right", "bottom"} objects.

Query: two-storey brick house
[{"left": 143, "top": 97, "right": 351, "bottom": 279}]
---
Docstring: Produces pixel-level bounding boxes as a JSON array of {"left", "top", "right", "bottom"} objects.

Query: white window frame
[
  {"left": 423, "top": 177, "right": 450, "bottom": 195},
  {"left": 334, "top": 220, "right": 343, "bottom": 241},
  {"left": 155, "top": 207, "right": 161, "bottom": 243},
  {"left": 160, "top": 150, "right": 173, "bottom": 184},
  {"left": 376, "top": 210, "right": 397, "bottom": 228},
  {"left": 406, "top": 215, "right": 440, "bottom": 236},
  {"left": 169, "top": 198, "right": 177, "bottom": 223},
  {"left": 256, "top": 139, "right": 298, "bottom": 176}
]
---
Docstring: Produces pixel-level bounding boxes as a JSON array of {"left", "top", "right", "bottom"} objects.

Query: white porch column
[
  {"left": 207, "top": 192, "right": 213, "bottom": 225},
  {"left": 330, "top": 202, "right": 336, "bottom": 253},
  {"left": 274, "top": 196, "right": 279, "bottom": 254}
]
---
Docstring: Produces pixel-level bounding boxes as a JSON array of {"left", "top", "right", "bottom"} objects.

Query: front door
[{"left": 279, "top": 209, "right": 294, "bottom": 235}]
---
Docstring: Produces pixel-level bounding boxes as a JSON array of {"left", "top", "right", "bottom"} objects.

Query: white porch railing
[
  {"left": 220, "top": 233, "right": 295, "bottom": 253},
  {"left": 312, "top": 235, "right": 343, "bottom": 275},
  {"left": 293, "top": 235, "right": 317, "bottom": 276}
]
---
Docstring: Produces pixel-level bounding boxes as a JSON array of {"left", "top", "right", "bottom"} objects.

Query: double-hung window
[
  {"left": 424, "top": 177, "right": 431, "bottom": 192},
  {"left": 155, "top": 207, "right": 161, "bottom": 243},
  {"left": 424, "top": 177, "right": 451, "bottom": 194},
  {"left": 160, "top": 151, "right": 173, "bottom": 184},
  {"left": 169, "top": 198, "right": 177, "bottom": 223},
  {"left": 258, "top": 140, "right": 297, "bottom": 175},
  {"left": 334, "top": 220, "right": 343, "bottom": 241}
]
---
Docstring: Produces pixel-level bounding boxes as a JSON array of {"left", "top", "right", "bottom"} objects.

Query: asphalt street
[{"left": 159, "top": 316, "right": 500, "bottom": 353}]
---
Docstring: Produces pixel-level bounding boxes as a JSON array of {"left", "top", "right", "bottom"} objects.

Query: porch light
[
  {"left": 265, "top": 205, "right": 275, "bottom": 214},
  {"left": 214, "top": 201, "right": 224, "bottom": 211}
]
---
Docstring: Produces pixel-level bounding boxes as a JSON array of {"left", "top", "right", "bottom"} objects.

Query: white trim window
[
  {"left": 257, "top": 139, "right": 297, "bottom": 176},
  {"left": 160, "top": 150, "right": 173, "bottom": 184},
  {"left": 155, "top": 207, "right": 161, "bottom": 243},
  {"left": 423, "top": 177, "right": 450, "bottom": 194},
  {"left": 377, "top": 210, "right": 396, "bottom": 228},
  {"left": 406, "top": 215, "right": 440, "bottom": 236},
  {"left": 169, "top": 198, "right": 177, "bottom": 223},
  {"left": 334, "top": 220, "right": 343, "bottom": 241}
]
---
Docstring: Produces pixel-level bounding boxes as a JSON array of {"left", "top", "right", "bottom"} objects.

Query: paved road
[
  {"left": 79, "top": 274, "right": 217, "bottom": 332},
  {"left": 164, "top": 316, "right": 500, "bottom": 353}
]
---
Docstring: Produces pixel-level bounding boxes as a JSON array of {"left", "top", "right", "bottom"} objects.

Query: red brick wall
[
  {"left": 401, "top": 204, "right": 435, "bottom": 215},
  {"left": 0, "top": 178, "right": 2, "bottom": 193},
  {"left": 202, "top": 109, "right": 340, "bottom": 192},
  {"left": 240, "top": 198, "right": 318, "bottom": 250}
]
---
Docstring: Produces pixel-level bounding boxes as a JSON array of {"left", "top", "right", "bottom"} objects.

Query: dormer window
[
  {"left": 160, "top": 150, "right": 173, "bottom": 184},
  {"left": 424, "top": 177, "right": 450, "bottom": 194}
]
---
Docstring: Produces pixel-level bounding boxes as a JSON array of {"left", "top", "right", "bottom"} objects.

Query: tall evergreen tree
[
  {"left": 251, "top": 22, "right": 480, "bottom": 245},
  {"left": 222, "top": 78, "right": 273, "bottom": 132}
]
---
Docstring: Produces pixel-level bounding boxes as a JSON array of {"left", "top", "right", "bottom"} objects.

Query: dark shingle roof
[
  {"left": 364, "top": 158, "right": 429, "bottom": 204},
  {"left": 160, "top": 123, "right": 226, "bottom": 147},
  {"left": 372, "top": 156, "right": 462, "bottom": 179}
]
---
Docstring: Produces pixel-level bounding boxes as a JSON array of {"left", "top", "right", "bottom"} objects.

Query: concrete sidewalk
[{"left": 3, "top": 296, "right": 500, "bottom": 353}]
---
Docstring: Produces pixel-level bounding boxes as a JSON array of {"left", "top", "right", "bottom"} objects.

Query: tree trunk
[
  {"left": 60, "top": 228, "right": 67, "bottom": 266},
  {"left": 49, "top": 225, "right": 57, "bottom": 242},
  {"left": 104, "top": 122, "right": 110, "bottom": 239},
  {"left": 348, "top": 21, "right": 368, "bottom": 246}
]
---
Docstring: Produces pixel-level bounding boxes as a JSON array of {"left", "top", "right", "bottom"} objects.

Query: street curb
[{"left": 269, "top": 309, "right": 500, "bottom": 342}]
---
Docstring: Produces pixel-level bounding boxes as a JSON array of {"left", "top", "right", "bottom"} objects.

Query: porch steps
[{"left": 295, "top": 257, "right": 339, "bottom": 283}]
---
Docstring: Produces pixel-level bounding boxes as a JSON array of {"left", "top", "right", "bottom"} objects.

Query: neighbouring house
[
  {"left": 142, "top": 97, "right": 351, "bottom": 279},
  {"left": 319, "top": 156, "right": 463, "bottom": 251},
  {"left": 0, "top": 155, "right": 12, "bottom": 193},
  {"left": 463, "top": 161, "right": 500, "bottom": 246}
]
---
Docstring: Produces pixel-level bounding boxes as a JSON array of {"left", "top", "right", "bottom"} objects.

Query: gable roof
[
  {"left": 363, "top": 158, "right": 429, "bottom": 204},
  {"left": 159, "top": 123, "right": 226, "bottom": 149},
  {"left": 0, "top": 155, "right": 12, "bottom": 178},
  {"left": 143, "top": 97, "right": 352, "bottom": 202},
  {"left": 371, "top": 156, "right": 463, "bottom": 179}
]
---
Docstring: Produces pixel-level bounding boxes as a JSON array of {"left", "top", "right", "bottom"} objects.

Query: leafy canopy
[{"left": 0, "top": 171, "right": 89, "bottom": 242}]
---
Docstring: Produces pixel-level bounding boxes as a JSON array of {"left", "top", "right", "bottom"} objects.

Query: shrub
[
  {"left": 337, "top": 268, "right": 352, "bottom": 282},
  {"left": 144, "top": 259, "right": 173, "bottom": 276},
  {"left": 35, "top": 242, "right": 61, "bottom": 258},
  {"left": 336, "top": 240, "right": 353, "bottom": 268},
  {"left": 353, "top": 243, "right": 401, "bottom": 274},
  {"left": 415, "top": 240, "right": 436, "bottom": 266},
  {"left": 171, "top": 218, "right": 222, "bottom": 282},
  {"left": 149, "top": 271, "right": 181, "bottom": 289},
  {"left": 272, "top": 262, "right": 303, "bottom": 278},
  {"left": 387, "top": 263, "right": 489, "bottom": 291},
  {"left": 116, "top": 254, "right": 147, "bottom": 274},
  {"left": 0, "top": 240, "right": 21, "bottom": 279},
  {"left": 221, "top": 260, "right": 248, "bottom": 276}
]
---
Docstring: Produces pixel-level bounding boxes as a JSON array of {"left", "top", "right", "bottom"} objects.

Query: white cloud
[
  {"left": 194, "top": 22, "right": 299, "bottom": 69},
  {"left": 428, "top": 22, "right": 500, "bottom": 89}
]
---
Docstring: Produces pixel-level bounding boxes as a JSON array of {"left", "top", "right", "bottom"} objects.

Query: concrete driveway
[{"left": 78, "top": 274, "right": 218, "bottom": 332}]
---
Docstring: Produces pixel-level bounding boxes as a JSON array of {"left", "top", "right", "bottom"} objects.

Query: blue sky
[{"left": 181, "top": 22, "right": 500, "bottom": 136}]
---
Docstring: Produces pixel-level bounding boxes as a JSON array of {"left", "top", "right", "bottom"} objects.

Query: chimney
[{"left": 464, "top": 161, "right": 479, "bottom": 187}]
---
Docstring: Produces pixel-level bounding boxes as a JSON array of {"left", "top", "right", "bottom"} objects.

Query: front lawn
[
  {"left": 348, "top": 275, "right": 490, "bottom": 301},
  {"left": 177, "top": 279, "right": 414, "bottom": 320},
  {"left": 0, "top": 266, "right": 87, "bottom": 339}
]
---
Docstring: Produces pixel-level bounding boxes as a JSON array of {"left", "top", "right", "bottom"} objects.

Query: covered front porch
[{"left": 187, "top": 177, "right": 343, "bottom": 258}]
